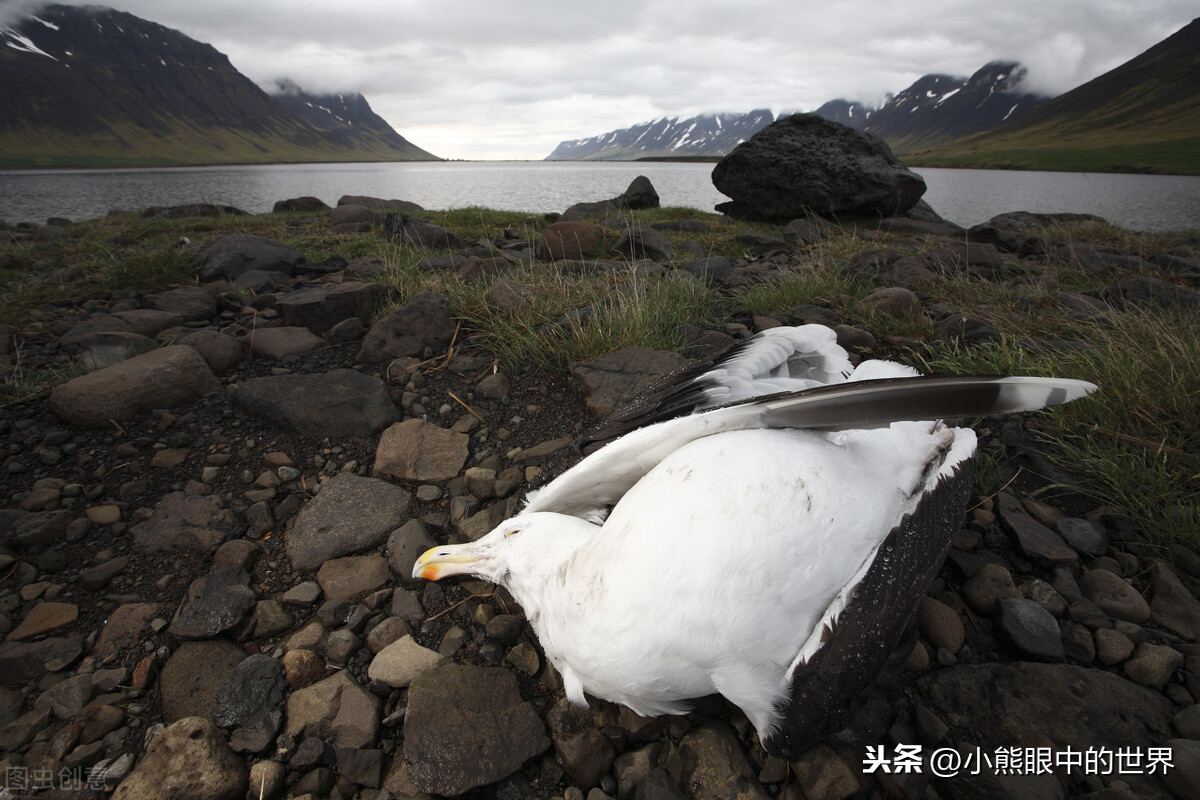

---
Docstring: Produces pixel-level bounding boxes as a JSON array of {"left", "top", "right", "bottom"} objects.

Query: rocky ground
[{"left": 1, "top": 190, "right": 1199, "bottom": 800}]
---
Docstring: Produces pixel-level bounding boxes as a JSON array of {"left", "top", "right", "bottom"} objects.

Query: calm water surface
[{"left": 1, "top": 161, "right": 1197, "bottom": 232}]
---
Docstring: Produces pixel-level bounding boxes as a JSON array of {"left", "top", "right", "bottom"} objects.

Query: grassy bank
[
  {"left": 2, "top": 205, "right": 1197, "bottom": 542},
  {"left": 904, "top": 134, "right": 1200, "bottom": 176}
]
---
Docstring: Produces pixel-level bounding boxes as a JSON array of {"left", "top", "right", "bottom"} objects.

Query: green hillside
[
  {"left": 0, "top": 5, "right": 438, "bottom": 168},
  {"left": 905, "top": 18, "right": 1200, "bottom": 175}
]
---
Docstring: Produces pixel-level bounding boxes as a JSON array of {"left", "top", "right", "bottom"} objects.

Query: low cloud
[{"left": 12, "top": 0, "right": 1197, "bottom": 158}]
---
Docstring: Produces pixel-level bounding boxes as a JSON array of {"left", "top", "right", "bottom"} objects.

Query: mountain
[
  {"left": 267, "top": 79, "right": 429, "bottom": 156},
  {"left": 908, "top": 19, "right": 1200, "bottom": 174},
  {"left": 810, "top": 99, "right": 878, "bottom": 129},
  {"left": 0, "top": 4, "right": 438, "bottom": 168},
  {"left": 546, "top": 60, "right": 1044, "bottom": 162},
  {"left": 545, "top": 110, "right": 775, "bottom": 160},
  {"left": 810, "top": 62, "right": 1049, "bottom": 153}
]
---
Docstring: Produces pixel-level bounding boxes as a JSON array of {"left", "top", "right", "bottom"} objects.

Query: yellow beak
[{"left": 412, "top": 545, "right": 481, "bottom": 581}]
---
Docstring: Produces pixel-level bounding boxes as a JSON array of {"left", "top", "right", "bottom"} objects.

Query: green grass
[
  {"left": 0, "top": 118, "right": 439, "bottom": 169},
  {"left": 916, "top": 311, "right": 1200, "bottom": 542},
  {"left": 1, "top": 203, "right": 1197, "bottom": 543}
]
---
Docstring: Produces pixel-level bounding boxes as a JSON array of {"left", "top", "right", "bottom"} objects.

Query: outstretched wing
[
  {"left": 580, "top": 325, "right": 855, "bottom": 449},
  {"left": 524, "top": 374, "right": 1097, "bottom": 520}
]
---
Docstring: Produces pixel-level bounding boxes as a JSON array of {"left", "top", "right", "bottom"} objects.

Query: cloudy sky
[{"left": 8, "top": 0, "right": 1198, "bottom": 159}]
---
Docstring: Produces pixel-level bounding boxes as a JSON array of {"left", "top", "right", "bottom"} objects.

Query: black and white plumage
[{"left": 414, "top": 325, "right": 1096, "bottom": 755}]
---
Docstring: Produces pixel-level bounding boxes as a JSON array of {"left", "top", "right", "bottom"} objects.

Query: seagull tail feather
[{"left": 758, "top": 375, "right": 1097, "bottom": 431}]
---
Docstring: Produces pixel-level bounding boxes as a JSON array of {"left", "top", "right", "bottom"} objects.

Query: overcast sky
[{"left": 9, "top": 0, "right": 1198, "bottom": 159}]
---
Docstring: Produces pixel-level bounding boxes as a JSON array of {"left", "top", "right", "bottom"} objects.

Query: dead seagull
[{"left": 413, "top": 325, "right": 1096, "bottom": 755}]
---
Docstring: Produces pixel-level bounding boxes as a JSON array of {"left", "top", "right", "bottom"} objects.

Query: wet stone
[
  {"left": 285, "top": 473, "right": 412, "bottom": 571},
  {"left": 169, "top": 564, "right": 256, "bottom": 640},
  {"left": 282, "top": 581, "right": 323, "bottom": 607},
  {"left": 212, "top": 654, "right": 287, "bottom": 729},
  {"left": 917, "top": 596, "right": 964, "bottom": 653},
  {"left": 317, "top": 554, "right": 390, "bottom": 602},
  {"left": 1149, "top": 561, "right": 1200, "bottom": 640},
  {"left": 996, "top": 599, "right": 1065, "bottom": 662},
  {"left": 159, "top": 640, "right": 248, "bottom": 722}
]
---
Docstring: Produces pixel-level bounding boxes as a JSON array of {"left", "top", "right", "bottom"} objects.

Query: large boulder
[
  {"left": 712, "top": 113, "right": 926, "bottom": 220},
  {"left": 561, "top": 176, "right": 661, "bottom": 221}
]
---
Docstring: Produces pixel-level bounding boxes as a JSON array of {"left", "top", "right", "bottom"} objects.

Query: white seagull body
[{"left": 414, "top": 325, "right": 1096, "bottom": 754}]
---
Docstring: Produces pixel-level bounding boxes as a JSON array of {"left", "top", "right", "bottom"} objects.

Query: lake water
[{"left": 1, "top": 160, "right": 1198, "bottom": 233}]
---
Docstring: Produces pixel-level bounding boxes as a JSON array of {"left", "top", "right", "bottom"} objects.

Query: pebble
[{"left": 962, "top": 562, "right": 1020, "bottom": 614}]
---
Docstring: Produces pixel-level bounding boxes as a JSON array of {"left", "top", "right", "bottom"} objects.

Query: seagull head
[{"left": 412, "top": 512, "right": 596, "bottom": 595}]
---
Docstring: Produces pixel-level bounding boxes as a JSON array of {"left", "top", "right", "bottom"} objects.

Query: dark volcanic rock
[
  {"left": 537, "top": 221, "right": 604, "bottom": 261},
  {"left": 231, "top": 368, "right": 398, "bottom": 438},
  {"left": 678, "top": 722, "right": 770, "bottom": 800},
  {"left": 0, "top": 637, "right": 82, "bottom": 686},
  {"left": 572, "top": 347, "right": 689, "bottom": 419},
  {"left": 917, "top": 662, "right": 1173, "bottom": 745},
  {"left": 338, "top": 195, "right": 424, "bottom": 213},
  {"left": 404, "top": 663, "right": 550, "bottom": 796},
  {"left": 169, "top": 564, "right": 256, "bottom": 640},
  {"left": 285, "top": 473, "right": 412, "bottom": 570},
  {"left": 145, "top": 286, "right": 217, "bottom": 322},
  {"left": 562, "top": 176, "right": 662, "bottom": 220},
  {"left": 712, "top": 113, "right": 926, "bottom": 220},
  {"left": 385, "top": 214, "right": 467, "bottom": 250},
  {"left": 615, "top": 175, "right": 660, "bottom": 210},
  {"left": 130, "top": 492, "right": 239, "bottom": 555},
  {"left": 143, "top": 203, "right": 247, "bottom": 220},
  {"left": 284, "top": 670, "right": 380, "bottom": 748},
  {"left": 176, "top": 329, "right": 244, "bottom": 374},
  {"left": 192, "top": 233, "right": 304, "bottom": 281},
  {"left": 1100, "top": 277, "right": 1200, "bottom": 311},
  {"left": 212, "top": 654, "right": 288, "bottom": 729},
  {"left": 357, "top": 291, "right": 458, "bottom": 363},
  {"left": 612, "top": 223, "right": 674, "bottom": 261},
  {"left": 273, "top": 196, "right": 331, "bottom": 213},
  {"left": 275, "top": 281, "right": 386, "bottom": 333}
]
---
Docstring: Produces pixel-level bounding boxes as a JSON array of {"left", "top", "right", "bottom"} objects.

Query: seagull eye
[{"left": 504, "top": 528, "right": 521, "bottom": 538}]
